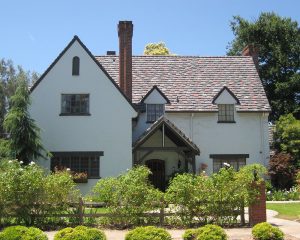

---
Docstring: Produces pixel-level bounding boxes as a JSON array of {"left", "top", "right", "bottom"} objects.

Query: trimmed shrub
[
  {"left": 54, "top": 226, "right": 106, "bottom": 240},
  {"left": 182, "top": 228, "right": 201, "bottom": 240},
  {"left": 125, "top": 226, "right": 172, "bottom": 240},
  {"left": 252, "top": 222, "right": 284, "bottom": 240},
  {"left": 0, "top": 225, "right": 47, "bottom": 240},
  {"left": 196, "top": 224, "right": 227, "bottom": 240}
]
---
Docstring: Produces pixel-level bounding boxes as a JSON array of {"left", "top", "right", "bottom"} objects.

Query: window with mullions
[
  {"left": 51, "top": 152, "right": 101, "bottom": 178},
  {"left": 147, "top": 104, "right": 164, "bottom": 122},
  {"left": 218, "top": 104, "right": 235, "bottom": 122},
  {"left": 61, "top": 94, "right": 90, "bottom": 115},
  {"left": 213, "top": 158, "right": 246, "bottom": 173}
]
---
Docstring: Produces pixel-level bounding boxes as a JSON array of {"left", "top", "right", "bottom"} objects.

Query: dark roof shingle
[{"left": 96, "top": 55, "right": 270, "bottom": 112}]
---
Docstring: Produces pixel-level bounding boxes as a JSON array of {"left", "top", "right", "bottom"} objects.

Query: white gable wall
[
  {"left": 214, "top": 89, "right": 238, "bottom": 104},
  {"left": 29, "top": 40, "right": 136, "bottom": 194},
  {"left": 143, "top": 89, "right": 168, "bottom": 104}
]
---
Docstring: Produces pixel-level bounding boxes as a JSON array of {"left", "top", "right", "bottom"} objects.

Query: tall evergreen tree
[
  {"left": 227, "top": 12, "right": 300, "bottom": 121},
  {"left": 3, "top": 79, "right": 47, "bottom": 164}
]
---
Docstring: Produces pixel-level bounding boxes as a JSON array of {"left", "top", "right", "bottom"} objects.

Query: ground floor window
[
  {"left": 51, "top": 151, "right": 103, "bottom": 178},
  {"left": 210, "top": 154, "right": 249, "bottom": 173}
]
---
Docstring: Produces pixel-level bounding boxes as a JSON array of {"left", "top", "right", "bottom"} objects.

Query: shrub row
[{"left": 0, "top": 223, "right": 284, "bottom": 240}]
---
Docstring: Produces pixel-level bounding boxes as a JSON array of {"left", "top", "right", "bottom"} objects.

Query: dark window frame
[
  {"left": 72, "top": 56, "right": 80, "bottom": 76},
  {"left": 51, "top": 151, "right": 103, "bottom": 179},
  {"left": 210, "top": 154, "right": 249, "bottom": 173},
  {"left": 60, "top": 94, "right": 90, "bottom": 116},
  {"left": 218, "top": 104, "right": 235, "bottom": 123},
  {"left": 146, "top": 104, "right": 164, "bottom": 123}
]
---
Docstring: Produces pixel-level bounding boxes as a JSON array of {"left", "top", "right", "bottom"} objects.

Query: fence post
[
  {"left": 78, "top": 197, "right": 84, "bottom": 225},
  {"left": 249, "top": 181, "right": 266, "bottom": 226},
  {"left": 159, "top": 206, "right": 164, "bottom": 226}
]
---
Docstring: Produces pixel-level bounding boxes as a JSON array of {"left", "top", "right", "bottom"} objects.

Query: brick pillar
[
  {"left": 249, "top": 181, "right": 267, "bottom": 226},
  {"left": 118, "top": 21, "right": 133, "bottom": 101}
]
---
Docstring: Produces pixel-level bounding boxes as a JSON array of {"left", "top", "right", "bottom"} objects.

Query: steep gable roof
[
  {"left": 96, "top": 55, "right": 271, "bottom": 112},
  {"left": 141, "top": 85, "right": 170, "bottom": 104},
  {"left": 212, "top": 86, "right": 240, "bottom": 105},
  {"left": 30, "top": 36, "right": 136, "bottom": 111}
]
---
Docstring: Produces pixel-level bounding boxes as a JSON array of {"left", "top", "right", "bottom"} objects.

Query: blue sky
[{"left": 1, "top": 0, "right": 299, "bottom": 74}]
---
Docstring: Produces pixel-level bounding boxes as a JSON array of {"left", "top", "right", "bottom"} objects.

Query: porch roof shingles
[
  {"left": 96, "top": 55, "right": 271, "bottom": 112},
  {"left": 133, "top": 116, "right": 200, "bottom": 154}
]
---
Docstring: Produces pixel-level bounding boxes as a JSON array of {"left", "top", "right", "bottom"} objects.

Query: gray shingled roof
[{"left": 96, "top": 56, "right": 270, "bottom": 112}]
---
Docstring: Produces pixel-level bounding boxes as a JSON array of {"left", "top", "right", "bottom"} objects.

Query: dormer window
[
  {"left": 218, "top": 104, "right": 235, "bottom": 123},
  {"left": 147, "top": 104, "right": 164, "bottom": 123},
  {"left": 212, "top": 86, "right": 240, "bottom": 124},
  {"left": 72, "top": 56, "right": 80, "bottom": 75}
]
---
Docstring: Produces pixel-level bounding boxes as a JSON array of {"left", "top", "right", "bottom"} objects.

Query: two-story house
[{"left": 29, "top": 21, "right": 270, "bottom": 194}]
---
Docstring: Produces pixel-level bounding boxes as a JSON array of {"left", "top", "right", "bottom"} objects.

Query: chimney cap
[{"left": 107, "top": 51, "right": 116, "bottom": 55}]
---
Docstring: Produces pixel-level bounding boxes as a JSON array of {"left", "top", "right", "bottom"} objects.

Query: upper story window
[
  {"left": 218, "top": 104, "right": 235, "bottom": 123},
  {"left": 72, "top": 56, "right": 80, "bottom": 75},
  {"left": 60, "top": 94, "right": 90, "bottom": 116},
  {"left": 147, "top": 104, "right": 164, "bottom": 123}
]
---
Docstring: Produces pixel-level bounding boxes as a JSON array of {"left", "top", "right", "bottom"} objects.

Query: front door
[{"left": 146, "top": 159, "right": 165, "bottom": 191}]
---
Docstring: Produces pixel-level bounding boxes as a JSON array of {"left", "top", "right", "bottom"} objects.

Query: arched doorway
[{"left": 146, "top": 159, "right": 165, "bottom": 191}]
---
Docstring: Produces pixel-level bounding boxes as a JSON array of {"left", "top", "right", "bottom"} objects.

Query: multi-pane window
[
  {"left": 147, "top": 104, "right": 164, "bottom": 122},
  {"left": 51, "top": 153, "right": 101, "bottom": 178},
  {"left": 61, "top": 94, "right": 89, "bottom": 115},
  {"left": 218, "top": 104, "right": 235, "bottom": 122},
  {"left": 72, "top": 56, "right": 80, "bottom": 75},
  {"left": 213, "top": 158, "right": 246, "bottom": 173}
]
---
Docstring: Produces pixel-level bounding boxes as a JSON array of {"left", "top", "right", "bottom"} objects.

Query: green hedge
[
  {"left": 0, "top": 225, "right": 48, "bottom": 240},
  {"left": 125, "top": 226, "right": 171, "bottom": 240},
  {"left": 183, "top": 225, "right": 227, "bottom": 240}
]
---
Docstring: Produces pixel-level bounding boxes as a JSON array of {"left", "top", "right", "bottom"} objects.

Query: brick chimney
[
  {"left": 118, "top": 21, "right": 133, "bottom": 101},
  {"left": 242, "top": 44, "right": 259, "bottom": 71}
]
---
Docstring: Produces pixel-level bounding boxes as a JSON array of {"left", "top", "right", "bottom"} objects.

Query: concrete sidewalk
[{"left": 45, "top": 209, "right": 300, "bottom": 239}]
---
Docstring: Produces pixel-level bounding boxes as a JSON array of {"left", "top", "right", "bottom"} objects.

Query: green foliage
[
  {"left": 0, "top": 138, "right": 12, "bottom": 159},
  {"left": 54, "top": 226, "right": 106, "bottom": 240},
  {"left": 227, "top": 13, "right": 300, "bottom": 120},
  {"left": 3, "top": 79, "right": 48, "bottom": 164},
  {"left": 92, "top": 166, "right": 163, "bottom": 227},
  {"left": 165, "top": 164, "right": 266, "bottom": 226},
  {"left": 195, "top": 224, "right": 228, "bottom": 240},
  {"left": 274, "top": 114, "right": 300, "bottom": 166},
  {"left": 0, "top": 225, "right": 47, "bottom": 240},
  {"left": 252, "top": 222, "right": 284, "bottom": 240},
  {"left": 125, "top": 226, "right": 171, "bottom": 240},
  {"left": 0, "top": 59, "right": 39, "bottom": 136},
  {"left": 182, "top": 229, "right": 202, "bottom": 240},
  {"left": 144, "top": 42, "right": 171, "bottom": 55},
  {"left": 266, "top": 186, "right": 300, "bottom": 201},
  {"left": 0, "top": 160, "right": 79, "bottom": 225}
]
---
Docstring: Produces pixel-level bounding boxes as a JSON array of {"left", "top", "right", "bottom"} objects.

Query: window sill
[
  {"left": 59, "top": 113, "right": 91, "bottom": 116},
  {"left": 217, "top": 121, "right": 236, "bottom": 123}
]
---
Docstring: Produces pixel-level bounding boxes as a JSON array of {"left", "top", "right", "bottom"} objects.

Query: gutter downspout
[
  {"left": 260, "top": 113, "right": 266, "bottom": 167},
  {"left": 190, "top": 113, "right": 194, "bottom": 140}
]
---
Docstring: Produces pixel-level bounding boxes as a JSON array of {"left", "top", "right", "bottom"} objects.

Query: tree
[
  {"left": 227, "top": 12, "right": 300, "bottom": 121},
  {"left": 144, "top": 42, "right": 171, "bottom": 55},
  {"left": 0, "top": 58, "right": 39, "bottom": 136},
  {"left": 273, "top": 114, "right": 300, "bottom": 167},
  {"left": 3, "top": 79, "right": 48, "bottom": 165}
]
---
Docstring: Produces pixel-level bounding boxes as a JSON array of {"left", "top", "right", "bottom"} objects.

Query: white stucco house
[{"left": 29, "top": 21, "right": 270, "bottom": 194}]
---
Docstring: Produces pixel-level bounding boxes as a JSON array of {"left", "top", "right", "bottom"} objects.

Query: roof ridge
[{"left": 95, "top": 55, "right": 252, "bottom": 58}]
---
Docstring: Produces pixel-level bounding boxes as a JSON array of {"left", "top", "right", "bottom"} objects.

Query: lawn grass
[{"left": 266, "top": 203, "right": 300, "bottom": 221}]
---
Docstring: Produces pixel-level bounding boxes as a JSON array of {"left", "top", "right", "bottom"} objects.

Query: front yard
[{"left": 267, "top": 202, "right": 300, "bottom": 221}]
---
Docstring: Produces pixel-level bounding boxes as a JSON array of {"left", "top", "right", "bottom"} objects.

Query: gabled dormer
[
  {"left": 141, "top": 85, "right": 170, "bottom": 123},
  {"left": 212, "top": 86, "right": 240, "bottom": 123}
]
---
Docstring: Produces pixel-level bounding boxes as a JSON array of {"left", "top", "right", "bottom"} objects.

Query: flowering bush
[
  {"left": 72, "top": 172, "right": 88, "bottom": 183},
  {"left": 252, "top": 222, "right": 284, "bottom": 240},
  {"left": 266, "top": 186, "right": 300, "bottom": 201},
  {"left": 0, "top": 159, "right": 79, "bottom": 225}
]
